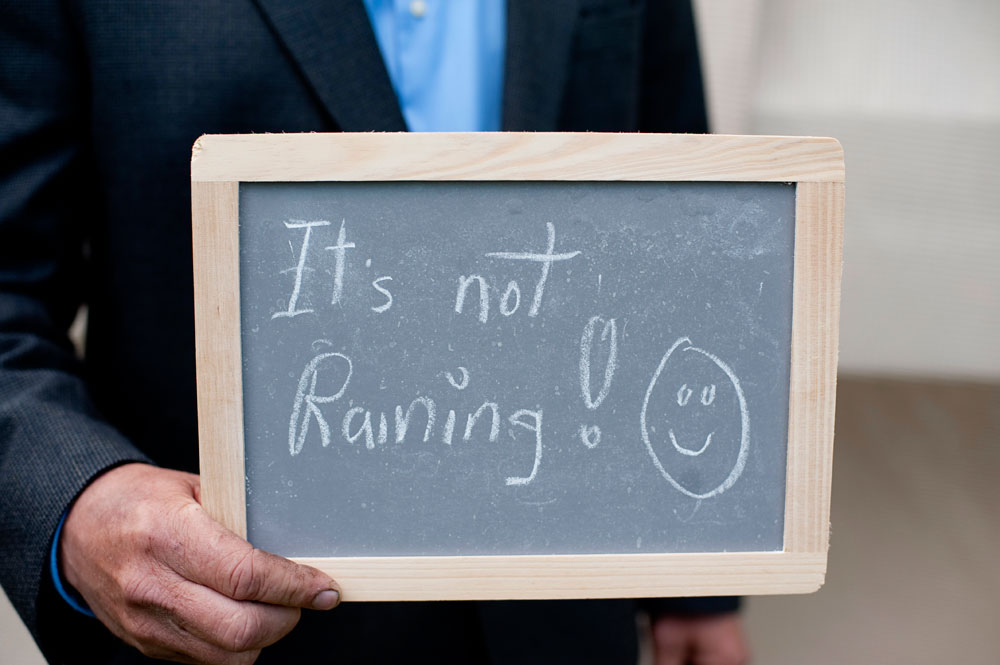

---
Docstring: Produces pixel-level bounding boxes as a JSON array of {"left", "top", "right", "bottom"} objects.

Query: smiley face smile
[{"left": 669, "top": 429, "right": 714, "bottom": 456}]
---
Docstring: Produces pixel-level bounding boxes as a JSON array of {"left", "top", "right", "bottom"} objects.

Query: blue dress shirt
[
  {"left": 50, "top": 513, "right": 95, "bottom": 616},
  {"left": 362, "top": 0, "right": 506, "bottom": 131}
]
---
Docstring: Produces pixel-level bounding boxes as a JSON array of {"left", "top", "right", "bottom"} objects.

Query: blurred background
[
  {"left": 3, "top": 1, "right": 998, "bottom": 662},
  {"left": 691, "top": 0, "right": 1000, "bottom": 662}
]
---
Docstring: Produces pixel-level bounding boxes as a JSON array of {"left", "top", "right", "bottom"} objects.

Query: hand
[
  {"left": 650, "top": 612, "right": 750, "bottom": 665},
  {"left": 60, "top": 463, "right": 341, "bottom": 664}
]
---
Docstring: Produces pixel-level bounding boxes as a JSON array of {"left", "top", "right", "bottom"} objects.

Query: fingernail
[{"left": 312, "top": 589, "right": 340, "bottom": 610}]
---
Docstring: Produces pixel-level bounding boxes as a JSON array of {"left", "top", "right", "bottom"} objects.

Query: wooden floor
[
  {"left": 4, "top": 376, "right": 999, "bottom": 663},
  {"left": 744, "top": 376, "right": 1000, "bottom": 664}
]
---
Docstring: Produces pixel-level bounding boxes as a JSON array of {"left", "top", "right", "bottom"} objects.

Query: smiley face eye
[
  {"left": 676, "top": 384, "right": 693, "bottom": 406},
  {"left": 701, "top": 384, "right": 716, "bottom": 405}
]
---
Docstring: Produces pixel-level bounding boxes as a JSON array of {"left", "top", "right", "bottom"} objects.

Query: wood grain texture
[
  {"left": 191, "top": 181, "right": 247, "bottom": 539},
  {"left": 293, "top": 552, "right": 826, "bottom": 600},
  {"left": 784, "top": 182, "right": 845, "bottom": 554},
  {"left": 191, "top": 132, "right": 844, "bottom": 183}
]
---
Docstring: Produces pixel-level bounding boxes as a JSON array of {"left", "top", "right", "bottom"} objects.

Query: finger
[
  {"left": 120, "top": 611, "right": 262, "bottom": 665},
  {"left": 654, "top": 644, "right": 687, "bottom": 665},
  {"left": 651, "top": 617, "right": 691, "bottom": 665},
  {"left": 165, "top": 576, "right": 302, "bottom": 653},
  {"left": 162, "top": 501, "right": 340, "bottom": 609},
  {"left": 690, "top": 615, "right": 750, "bottom": 665},
  {"left": 110, "top": 583, "right": 264, "bottom": 665},
  {"left": 190, "top": 474, "right": 203, "bottom": 504},
  {"left": 653, "top": 637, "right": 688, "bottom": 665}
]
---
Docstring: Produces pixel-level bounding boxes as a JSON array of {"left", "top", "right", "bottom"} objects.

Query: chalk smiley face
[
  {"left": 640, "top": 337, "right": 750, "bottom": 499},
  {"left": 669, "top": 382, "right": 718, "bottom": 456}
]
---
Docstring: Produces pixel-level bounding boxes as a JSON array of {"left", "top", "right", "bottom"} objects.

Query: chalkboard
[{"left": 192, "top": 133, "right": 844, "bottom": 599}]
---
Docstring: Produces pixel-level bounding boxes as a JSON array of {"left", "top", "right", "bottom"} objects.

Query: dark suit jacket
[{"left": 1, "top": 1, "right": 729, "bottom": 662}]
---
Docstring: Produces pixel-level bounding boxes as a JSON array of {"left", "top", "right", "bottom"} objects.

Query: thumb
[{"left": 162, "top": 491, "right": 340, "bottom": 609}]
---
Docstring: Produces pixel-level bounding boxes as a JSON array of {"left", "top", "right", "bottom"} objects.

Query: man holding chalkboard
[{"left": 0, "top": 2, "right": 747, "bottom": 664}]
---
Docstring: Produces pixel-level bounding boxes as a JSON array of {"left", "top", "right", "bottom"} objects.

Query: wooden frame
[{"left": 191, "top": 133, "right": 844, "bottom": 600}]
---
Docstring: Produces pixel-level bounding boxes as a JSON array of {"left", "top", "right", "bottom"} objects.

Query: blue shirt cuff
[{"left": 50, "top": 511, "right": 96, "bottom": 618}]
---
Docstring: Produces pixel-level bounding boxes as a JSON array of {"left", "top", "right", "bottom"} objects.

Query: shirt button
[{"left": 409, "top": 0, "right": 427, "bottom": 18}]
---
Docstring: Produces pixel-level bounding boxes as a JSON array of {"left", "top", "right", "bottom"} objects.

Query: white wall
[{"left": 695, "top": 0, "right": 1000, "bottom": 379}]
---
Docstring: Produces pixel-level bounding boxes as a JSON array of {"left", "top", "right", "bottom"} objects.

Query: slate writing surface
[{"left": 239, "top": 181, "right": 795, "bottom": 557}]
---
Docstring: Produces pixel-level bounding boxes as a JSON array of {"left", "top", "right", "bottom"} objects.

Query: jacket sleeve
[{"left": 0, "top": 0, "right": 151, "bottom": 646}]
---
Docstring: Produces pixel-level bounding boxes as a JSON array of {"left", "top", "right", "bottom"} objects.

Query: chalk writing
[
  {"left": 449, "top": 222, "right": 581, "bottom": 322},
  {"left": 288, "top": 355, "right": 544, "bottom": 484},
  {"left": 670, "top": 430, "right": 713, "bottom": 456},
  {"left": 579, "top": 424, "right": 601, "bottom": 449},
  {"left": 271, "top": 218, "right": 395, "bottom": 318},
  {"left": 506, "top": 409, "right": 543, "bottom": 486},
  {"left": 444, "top": 367, "right": 470, "bottom": 390},
  {"left": 443, "top": 410, "right": 457, "bottom": 445},
  {"left": 500, "top": 281, "right": 521, "bottom": 316},
  {"left": 343, "top": 407, "right": 374, "bottom": 449},
  {"left": 395, "top": 397, "right": 435, "bottom": 443},
  {"left": 270, "top": 219, "right": 761, "bottom": 497},
  {"left": 667, "top": 380, "right": 721, "bottom": 456},
  {"left": 485, "top": 222, "right": 580, "bottom": 317},
  {"left": 464, "top": 402, "right": 500, "bottom": 442},
  {"left": 239, "top": 179, "right": 800, "bottom": 559},
  {"left": 273, "top": 220, "right": 330, "bottom": 319},
  {"left": 455, "top": 275, "right": 489, "bottom": 322},
  {"left": 288, "top": 350, "right": 352, "bottom": 455},
  {"left": 579, "top": 316, "right": 618, "bottom": 410},
  {"left": 371, "top": 276, "right": 393, "bottom": 313},
  {"left": 324, "top": 219, "right": 356, "bottom": 306}
]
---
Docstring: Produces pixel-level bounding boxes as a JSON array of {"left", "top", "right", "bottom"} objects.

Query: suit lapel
[
  {"left": 502, "top": 0, "right": 580, "bottom": 131},
  {"left": 252, "top": 0, "right": 407, "bottom": 131}
]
